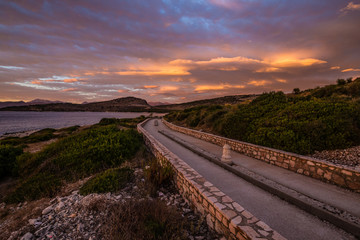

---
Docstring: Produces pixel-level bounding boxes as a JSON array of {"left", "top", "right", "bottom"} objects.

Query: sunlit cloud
[
  {"left": 269, "top": 58, "right": 327, "bottom": 68},
  {"left": 31, "top": 80, "right": 43, "bottom": 85},
  {"left": 144, "top": 85, "right": 159, "bottom": 89},
  {"left": 340, "top": 2, "right": 360, "bottom": 13},
  {"left": 342, "top": 68, "right": 360, "bottom": 72},
  {"left": 276, "top": 79, "right": 288, "bottom": 83},
  {"left": 61, "top": 88, "right": 77, "bottom": 92},
  {"left": 330, "top": 66, "right": 341, "bottom": 70},
  {"left": 195, "top": 84, "right": 245, "bottom": 92},
  {"left": 248, "top": 80, "right": 272, "bottom": 86}
]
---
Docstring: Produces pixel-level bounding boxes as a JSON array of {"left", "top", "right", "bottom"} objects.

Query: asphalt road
[{"left": 143, "top": 119, "right": 358, "bottom": 240}]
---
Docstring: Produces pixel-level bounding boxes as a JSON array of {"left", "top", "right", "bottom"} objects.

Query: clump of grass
[
  {"left": 80, "top": 167, "right": 134, "bottom": 195},
  {"left": 102, "top": 199, "right": 187, "bottom": 240},
  {"left": 144, "top": 158, "right": 174, "bottom": 196}
]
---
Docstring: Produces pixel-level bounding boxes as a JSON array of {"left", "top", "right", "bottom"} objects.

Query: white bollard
[{"left": 221, "top": 144, "right": 232, "bottom": 165}]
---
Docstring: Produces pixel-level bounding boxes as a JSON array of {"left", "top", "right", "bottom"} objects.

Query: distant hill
[
  {"left": 1, "top": 95, "right": 258, "bottom": 112},
  {"left": 1, "top": 97, "right": 152, "bottom": 112},
  {"left": 0, "top": 99, "right": 65, "bottom": 109}
]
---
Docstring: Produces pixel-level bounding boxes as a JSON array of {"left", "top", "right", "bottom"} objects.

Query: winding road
[{"left": 143, "top": 119, "right": 360, "bottom": 240}]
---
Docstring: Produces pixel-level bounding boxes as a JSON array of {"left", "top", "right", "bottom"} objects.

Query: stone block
[
  {"left": 332, "top": 174, "right": 345, "bottom": 186},
  {"left": 239, "top": 226, "right": 260, "bottom": 239},
  {"left": 223, "top": 209, "right": 237, "bottom": 220},
  {"left": 232, "top": 202, "right": 244, "bottom": 213}
]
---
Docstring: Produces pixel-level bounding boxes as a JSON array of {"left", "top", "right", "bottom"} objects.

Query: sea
[{"left": 0, "top": 111, "right": 162, "bottom": 137}]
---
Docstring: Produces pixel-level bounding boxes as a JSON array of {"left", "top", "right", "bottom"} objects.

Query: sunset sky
[{"left": 1, "top": 0, "right": 360, "bottom": 103}]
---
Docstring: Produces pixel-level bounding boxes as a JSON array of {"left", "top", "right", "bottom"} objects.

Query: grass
[{"left": 80, "top": 167, "right": 134, "bottom": 195}]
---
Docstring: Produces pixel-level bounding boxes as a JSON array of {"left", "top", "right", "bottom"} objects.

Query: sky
[{"left": 1, "top": 0, "right": 360, "bottom": 103}]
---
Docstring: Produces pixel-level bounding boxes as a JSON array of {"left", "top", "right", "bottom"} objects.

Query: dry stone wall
[
  {"left": 138, "top": 119, "right": 286, "bottom": 240},
  {"left": 162, "top": 120, "right": 360, "bottom": 192}
]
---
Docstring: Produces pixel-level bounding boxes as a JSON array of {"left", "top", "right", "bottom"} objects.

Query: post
[{"left": 221, "top": 144, "right": 232, "bottom": 165}]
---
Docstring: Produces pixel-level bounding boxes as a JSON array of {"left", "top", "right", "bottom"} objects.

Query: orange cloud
[
  {"left": 61, "top": 88, "right": 77, "bottom": 92},
  {"left": 248, "top": 80, "right": 272, "bottom": 86},
  {"left": 330, "top": 66, "right": 341, "bottom": 70},
  {"left": 63, "top": 78, "right": 78, "bottom": 83},
  {"left": 31, "top": 80, "right": 43, "bottom": 85},
  {"left": 195, "top": 84, "right": 245, "bottom": 92},
  {"left": 341, "top": 2, "right": 360, "bottom": 12},
  {"left": 143, "top": 85, "right": 159, "bottom": 89},
  {"left": 341, "top": 68, "right": 360, "bottom": 72},
  {"left": 269, "top": 58, "right": 327, "bottom": 68},
  {"left": 118, "top": 89, "right": 126, "bottom": 93},
  {"left": 276, "top": 79, "right": 287, "bottom": 83}
]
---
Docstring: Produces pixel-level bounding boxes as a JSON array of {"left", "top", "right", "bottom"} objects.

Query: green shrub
[{"left": 80, "top": 168, "right": 134, "bottom": 195}]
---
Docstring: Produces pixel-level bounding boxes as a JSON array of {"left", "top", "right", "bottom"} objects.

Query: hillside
[{"left": 165, "top": 78, "right": 360, "bottom": 155}]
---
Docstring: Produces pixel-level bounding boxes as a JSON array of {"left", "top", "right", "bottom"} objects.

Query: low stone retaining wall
[
  {"left": 162, "top": 120, "right": 360, "bottom": 192},
  {"left": 138, "top": 119, "right": 286, "bottom": 240}
]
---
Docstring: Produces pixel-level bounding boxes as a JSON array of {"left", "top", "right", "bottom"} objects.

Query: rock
[
  {"left": 20, "top": 232, "right": 33, "bottom": 240},
  {"left": 28, "top": 219, "right": 37, "bottom": 225},
  {"left": 42, "top": 206, "right": 53, "bottom": 215},
  {"left": 55, "top": 202, "right": 65, "bottom": 212}
]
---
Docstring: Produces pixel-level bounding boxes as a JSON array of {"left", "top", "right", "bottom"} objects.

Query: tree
[
  {"left": 293, "top": 88, "right": 300, "bottom": 94},
  {"left": 347, "top": 77, "right": 353, "bottom": 83}
]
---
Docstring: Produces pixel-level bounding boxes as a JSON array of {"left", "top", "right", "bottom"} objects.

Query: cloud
[
  {"left": 248, "top": 80, "right": 272, "bottom": 86},
  {"left": 340, "top": 2, "right": 360, "bottom": 13},
  {"left": 341, "top": 68, "right": 360, "bottom": 72},
  {"left": 268, "top": 58, "right": 327, "bottom": 68},
  {"left": 0, "top": 65, "right": 25, "bottom": 70},
  {"left": 330, "top": 66, "right": 341, "bottom": 70},
  {"left": 195, "top": 84, "right": 245, "bottom": 92},
  {"left": 61, "top": 88, "right": 77, "bottom": 92},
  {"left": 31, "top": 80, "right": 43, "bottom": 85},
  {"left": 143, "top": 85, "right": 159, "bottom": 89}
]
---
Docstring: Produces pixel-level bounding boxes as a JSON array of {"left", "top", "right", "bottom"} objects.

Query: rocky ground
[
  {"left": 0, "top": 168, "right": 221, "bottom": 240},
  {"left": 311, "top": 145, "right": 360, "bottom": 169}
]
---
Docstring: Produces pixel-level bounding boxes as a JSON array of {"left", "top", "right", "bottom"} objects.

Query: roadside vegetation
[
  {"left": 165, "top": 78, "right": 360, "bottom": 155},
  {"left": 0, "top": 117, "right": 145, "bottom": 203}
]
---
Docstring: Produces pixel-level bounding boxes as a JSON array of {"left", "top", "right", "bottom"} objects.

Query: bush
[{"left": 80, "top": 168, "right": 134, "bottom": 195}]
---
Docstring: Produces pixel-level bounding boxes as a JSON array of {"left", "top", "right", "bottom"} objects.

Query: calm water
[{"left": 0, "top": 111, "right": 159, "bottom": 136}]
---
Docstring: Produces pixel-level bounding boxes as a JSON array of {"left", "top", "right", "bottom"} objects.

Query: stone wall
[
  {"left": 138, "top": 119, "right": 286, "bottom": 240},
  {"left": 162, "top": 120, "right": 360, "bottom": 192}
]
